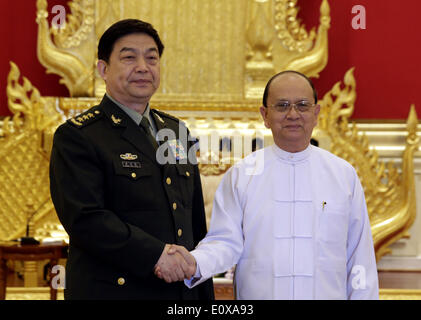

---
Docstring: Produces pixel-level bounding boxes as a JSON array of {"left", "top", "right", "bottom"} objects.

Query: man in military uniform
[{"left": 49, "top": 19, "right": 214, "bottom": 300}]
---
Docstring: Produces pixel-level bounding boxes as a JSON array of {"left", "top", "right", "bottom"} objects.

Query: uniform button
[
  {"left": 94, "top": 111, "right": 100, "bottom": 114},
  {"left": 117, "top": 277, "right": 125, "bottom": 286},
  {"left": 166, "top": 177, "right": 172, "bottom": 185},
  {"left": 172, "top": 202, "right": 177, "bottom": 210},
  {"left": 177, "top": 229, "right": 183, "bottom": 237},
  {"left": 185, "top": 171, "right": 190, "bottom": 177},
  {"left": 131, "top": 173, "right": 137, "bottom": 179}
]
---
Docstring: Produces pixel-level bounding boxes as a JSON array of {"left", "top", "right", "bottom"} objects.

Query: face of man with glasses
[{"left": 260, "top": 73, "right": 320, "bottom": 153}]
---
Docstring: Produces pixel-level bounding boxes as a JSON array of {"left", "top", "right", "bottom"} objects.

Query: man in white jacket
[{"left": 156, "top": 71, "right": 379, "bottom": 300}]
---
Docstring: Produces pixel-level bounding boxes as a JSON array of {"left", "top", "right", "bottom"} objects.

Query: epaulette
[
  {"left": 67, "top": 107, "right": 102, "bottom": 128},
  {"left": 152, "top": 109, "right": 180, "bottom": 123},
  {"left": 152, "top": 109, "right": 187, "bottom": 127}
]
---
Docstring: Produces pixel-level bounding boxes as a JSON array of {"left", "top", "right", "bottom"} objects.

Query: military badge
[
  {"left": 68, "top": 109, "right": 101, "bottom": 128},
  {"left": 167, "top": 139, "right": 187, "bottom": 161},
  {"left": 122, "top": 161, "right": 141, "bottom": 168},
  {"left": 120, "top": 153, "right": 138, "bottom": 161}
]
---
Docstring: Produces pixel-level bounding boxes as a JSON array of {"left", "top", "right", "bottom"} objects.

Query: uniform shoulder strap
[{"left": 67, "top": 107, "right": 103, "bottom": 128}]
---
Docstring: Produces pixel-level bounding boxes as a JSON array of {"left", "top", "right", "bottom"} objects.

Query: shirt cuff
[
  {"left": 194, "top": 262, "right": 202, "bottom": 279},
  {"left": 184, "top": 262, "right": 201, "bottom": 286},
  {"left": 184, "top": 252, "right": 205, "bottom": 288}
]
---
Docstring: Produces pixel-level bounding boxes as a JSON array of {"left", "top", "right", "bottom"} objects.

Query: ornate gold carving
[
  {"left": 35, "top": 0, "right": 330, "bottom": 99},
  {"left": 36, "top": 0, "right": 328, "bottom": 101},
  {"left": 36, "top": 0, "right": 95, "bottom": 97},
  {"left": 371, "top": 105, "right": 419, "bottom": 260},
  {"left": 199, "top": 163, "right": 232, "bottom": 177},
  {"left": 95, "top": 0, "right": 121, "bottom": 40},
  {"left": 5, "top": 287, "right": 64, "bottom": 300},
  {"left": 94, "top": 0, "right": 121, "bottom": 96},
  {"left": 245, "top": 0, "right": 331, "bottom": 97},
  {"left": 379, "top": 289, "right": 421, "bottom": 300},
  {"left": 245, "top": 0, "right": 276, "bottom": 99},
  {"left": 0, "top": 63, "right": 59, "bottom": 241},
  {"left": 6, "top": 62, "right": 41, "bottom": 134},
  {"left": 34, "top": 221, "right": 69, "bottom": 244},
  {"left": 274, "top": 0, "right": 316, "bottom": 53},
  {"left": 278, "top": 0, "right": 331, "bottom": 78},
  {"left": 316, "top": 68, "right": 420, "bottom": 261},
  {"left": 58, "top": 97, "right": 262, "bottom": 116},
  {"left": 52, "top": 0, "right": 95, "bottom": 49},
  {"left": 272, "top": 0, "right": 330, "bottom": 79}
]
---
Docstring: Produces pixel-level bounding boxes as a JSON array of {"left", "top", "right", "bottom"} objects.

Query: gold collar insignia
[
  {"left": 155, "top": 113, "right": 165, "bottom": 124},
  {"left": 111, "top": 114, "right": 122, "bottom": 125}
]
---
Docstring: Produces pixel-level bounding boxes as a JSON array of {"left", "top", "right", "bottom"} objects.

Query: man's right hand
[{"left": 154, "top": 244, "right": 196, "bottom": 283}]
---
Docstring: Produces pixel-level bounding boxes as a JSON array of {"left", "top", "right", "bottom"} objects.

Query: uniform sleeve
[
  {"left": 191, "top": 158, "right": 208, "bottom": 246},
  {"left": 49, "top": 124, "right": 165, "bottom": 278},
  {"left": 185, "top": 166, "right": 244, "bottom": 288},
  {"left": 346, "top": 171, "right": 379, "bottom": 299},
  {"left": 187, "top": 135, "right": 215, "bottom": 299}
]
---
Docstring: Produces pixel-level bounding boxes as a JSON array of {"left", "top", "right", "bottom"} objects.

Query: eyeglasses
[{"left": 270, "top": 101, "right": 316, "bottom": 113}]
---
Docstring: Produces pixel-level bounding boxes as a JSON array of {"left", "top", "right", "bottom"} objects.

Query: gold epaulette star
[{"left": 68, "top": 109, "right": 101, "bottom": 128}]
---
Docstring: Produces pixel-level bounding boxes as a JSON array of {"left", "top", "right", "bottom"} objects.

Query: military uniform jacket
[{"left": 49, "top": 95, "right": 214, "bottom": 300}]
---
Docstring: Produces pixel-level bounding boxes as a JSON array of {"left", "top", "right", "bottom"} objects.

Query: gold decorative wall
[{"left": 37, "top": 0, "right": 330, "bottom": 101}]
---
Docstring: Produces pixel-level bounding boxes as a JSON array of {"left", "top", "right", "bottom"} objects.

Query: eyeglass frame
[{"left": 269, "top": 100, "right": 317, "bottom": 113}]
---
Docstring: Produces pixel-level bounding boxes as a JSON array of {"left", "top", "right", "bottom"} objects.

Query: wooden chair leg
[
  {"left": 0, "top": 259, "right": 7, "bottom": 300},
  {"left": 49, "top": 259, "right": 58, "bottom": 300}
]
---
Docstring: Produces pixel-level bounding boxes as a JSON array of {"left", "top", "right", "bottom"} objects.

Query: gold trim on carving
[
  {"left": 36, "top": 0, "right": 95, "bottom": 97},
  {"left": 379, "top": 289, "right": 421, "bottom": 300},
  {"left": 274, "top": 0, "right": 316, "bottom": 53},
  {"left": 5, "top": 287, "right": 64, "bottom": 300},
  {"left": 52, "top": 0, "right": 95, "bottom": 49}
]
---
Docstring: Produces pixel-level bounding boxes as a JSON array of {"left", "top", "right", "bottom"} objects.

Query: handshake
[{"left": 154, "top": 244, "right": 197, "bottom": 283}]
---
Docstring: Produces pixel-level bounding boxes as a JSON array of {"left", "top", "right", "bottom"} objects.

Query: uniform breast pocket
[
  {"left": 318, "top": 202, "right": 349, "bottom": 245},
  {"left": 175, "top": 164, "right": 195, "bottom": 208},
  {"left": 113, "top": 159, "right": 153, "bottom": 181},
  {"left": 112, "top": 159, "right": 157, "bottom": 210}
]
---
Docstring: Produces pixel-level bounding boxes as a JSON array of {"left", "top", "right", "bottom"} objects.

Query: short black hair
[
  {"left": 98, "top": 19, "right": 164, "bottom": 63},
  {"left": 262, "top": 70, "right": 318, "bottom": 107}
]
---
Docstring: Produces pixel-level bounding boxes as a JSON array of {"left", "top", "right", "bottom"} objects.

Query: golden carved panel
[
  {"left": 37, "top": 0, "right": 330, "bottom": 100},
  {"left": 316, "top": 69, "right": 419, "bottom": 261},
  {"left": 0, "top": 62, "right": 59, "bottom": 241},
  {"left": 5, "top": 287, "right": 64, "bottom": 300}
]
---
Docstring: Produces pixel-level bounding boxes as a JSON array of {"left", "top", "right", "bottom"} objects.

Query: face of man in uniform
[
  {"left": 97, "top": 32, "right": 161, "bottom": 113},
  {"left": 260, "top": 73, "right": 320, "bottom": 153}
]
